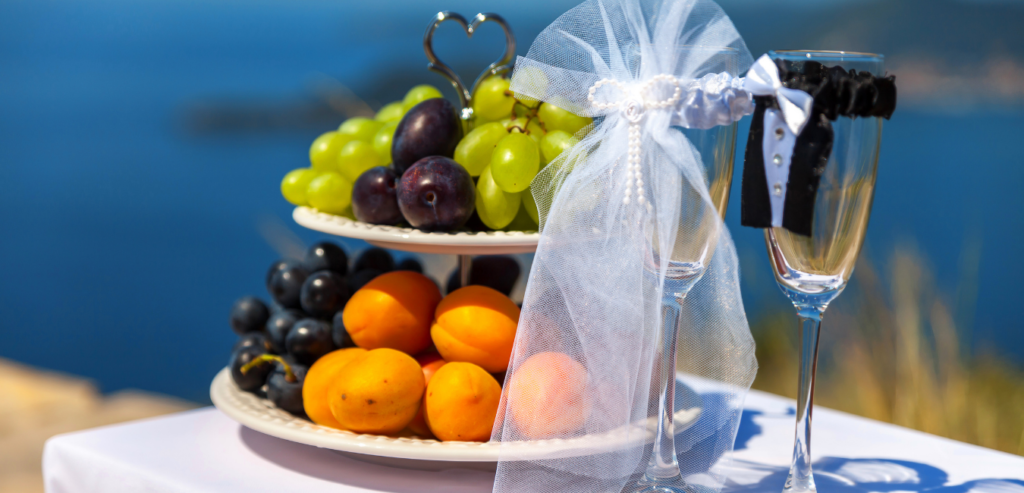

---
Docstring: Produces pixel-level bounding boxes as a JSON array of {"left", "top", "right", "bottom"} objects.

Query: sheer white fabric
[{"left": 491, "top": 1, "right": 758, "bottom": 492}]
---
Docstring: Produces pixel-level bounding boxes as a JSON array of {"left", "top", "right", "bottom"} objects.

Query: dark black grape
[
  {"left": 267, "top": 264, "right": 309, "bottom": 309},
  {"left": 299, "top": 271, "right": 350, "bottom": 318},
  {"left": 267, "top": 364, "right": 308, "bottom": 417},
  {"left": 266, "top": 259, "right": 299, "bottom": 287},
  {"left": 304, "top": 242, "right": 348, "bottom": 276},
  {"left": 286, "top": 319, "right": 334, "bottom": 365},
  {"left": 397, "top": 156, "right": 475, "bottom": 232},
  {"left": 265, "top": 309, "right": 303, "bottom": 354},
  {"left": 353, "top": 248, "right": 394, "bottom": 273},
  {"left": 346, "top": 269, "right": 382, "bottom": 293},
  {"left": 391, "top": 98, "right": 463, "bottom": 175},
  {"left": 229, "top": 345, "right": 272, "bottom": 392},
  {"left": 352, "top": 166, "right": 403, "bottom": 225},
  {"left": 233, "top": 332, "right": 270, "bottom": 353},
  {"left": 446, "top": 256, "right": 521, "bottom": 295},
  {"left": 396, "top": 258, "right": 423, "bottom": 273},
  {"left": 331, "top": 311, "right": 355, "bottom": 349},
  {"left": 230, "top": 296, "right": 270, "bottom": 335}
]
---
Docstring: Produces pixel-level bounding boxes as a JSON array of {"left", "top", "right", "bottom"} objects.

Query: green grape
[
  {"left": 503, "top": 202, "right": 538, "bottom": 231},
  {"left": 373, "top": 121, "right": 398, "bottom": 164},
  {"left": 375, "top": 101, "right": 404, "bottom": 122},
  {"left": 306, "top": 172, "right": 353, "bottom": 215},
  {"left": 281, "top": 168, "right": 319, "bottom": 206},
  {"left": 338, "top": 117, "right": 384, "bottom": 142},
  {"left": 338, "top": 140, "right": 381, "bottom": 182},
  {"left": 475, "top": 165, "right": 522, "bottom": 230},
  {"left": 472, "top": 76, "right": 515, "bottom": 122},
  {"left": 454, "top": 122, "right": 507, "bottom": 177},
  {"left": 309, "top": 131, "right": 352, "bottom": 172},
  {"left": 538, "top": 103, "right": 592, "bottom": 135},
  {"left": 490, "top": 132, "right": 540, "bottom": 193},
  {"left": 523, "top": 187, "right": 539, "bottom": 224},
  {"left": 500, "top": 117, "right": 545, "bottom": 146},
  {"left": 402, "top": 84, "right": 443, "bottom": 112},
  {"left": 540, "top": 130, "right": 578, "bottom": 164},
  {"left": 511, "top": 65, "right": 548, "bottom": 109}
]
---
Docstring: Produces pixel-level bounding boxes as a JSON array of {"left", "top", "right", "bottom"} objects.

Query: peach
[
  {"left": 342, "top": 271, "right": 441, "bottom": 355},
  {"left": 424, "top": 362, "right": 501, "bottom": 442},
  {"left": 406, "top": 352, "right": 447, "bottom": 437},
  {"left": 507, "top": 351, "right": 589, "bottom": 439},
  {"left": 303, "top": 347, "right": 367, "bottom": 429},
  {"left": 328, "top": 348, "right": 425, "bottom": 434},
  {"left": 431, "top": 285, "right": 519, "bottom": 372}
]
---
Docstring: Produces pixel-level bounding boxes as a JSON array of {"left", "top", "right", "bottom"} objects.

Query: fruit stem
[{"left": 240, "top": 354, "right": 297, "bottom": 383}]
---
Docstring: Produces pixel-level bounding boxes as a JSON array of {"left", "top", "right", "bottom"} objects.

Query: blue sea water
[{"left": 0, "top": 0, "right": 1021, "bottom": 403}]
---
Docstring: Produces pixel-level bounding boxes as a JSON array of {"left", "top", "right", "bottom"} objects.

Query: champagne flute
[
  {"left": 631, "top": 47, "right": 740, "bottom": 493},
  {"left": 763, "top": 50, "right": 885, "bottom": 493}
]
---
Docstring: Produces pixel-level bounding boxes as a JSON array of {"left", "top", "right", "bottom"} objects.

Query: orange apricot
[
  {"left": 342, "top": 271, "right": 441, "bottom": 355},
  {"left": 303, "top": 347, "right": 367, "bottom": 429},
  {"left": 431, "top": 285, "right": 519, "bottom": 372},
  {"left": 328, "top": 348, "right": 425, "bottom": 434},
  {"left": 406, "top": 353, "right": 447, "bottom": 437},
  {"left": 507, "top": 351, "right": 589, "bottom": 439},
  {"left": 424, "top": 362, "right": 501, "bottom": 442}
]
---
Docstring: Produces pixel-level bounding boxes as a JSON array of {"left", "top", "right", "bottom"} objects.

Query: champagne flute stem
[
  {"left": 644, "top": 295, "right": 685, "bottom": 483},
  {"left": 784, "top": 306, "right": 823, "bottom": 493}
]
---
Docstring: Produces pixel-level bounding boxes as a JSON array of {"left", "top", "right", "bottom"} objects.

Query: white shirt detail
[{"left": 762, "top": 109, "right": 796, "bottom": 227}]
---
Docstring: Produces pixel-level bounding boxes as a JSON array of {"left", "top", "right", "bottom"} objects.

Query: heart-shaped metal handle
[{"left": 423, "top": 12, "right": 516, "bottom": 121}]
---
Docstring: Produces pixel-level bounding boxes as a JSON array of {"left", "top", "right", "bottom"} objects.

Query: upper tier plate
[{"left": 293, "top": 207, "right": 540, "bottom": 254}]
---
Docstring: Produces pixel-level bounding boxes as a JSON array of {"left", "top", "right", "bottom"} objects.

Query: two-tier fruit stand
[{"left": 211, "top": 11, "right": 702, "bottom": 472}]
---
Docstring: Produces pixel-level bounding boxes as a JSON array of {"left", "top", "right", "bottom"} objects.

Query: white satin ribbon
[{"left": 744, "top": 54, "right": 814, "bottom": 135}]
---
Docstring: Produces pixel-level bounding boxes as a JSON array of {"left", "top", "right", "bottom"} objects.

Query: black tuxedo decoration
[{"left": 740, "top": 59, "right": 897, "bottom": 237}]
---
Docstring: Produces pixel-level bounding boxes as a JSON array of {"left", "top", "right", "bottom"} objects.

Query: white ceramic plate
[
  {"left": 292, "top": 207, "right": 540, "bottom": 255},
  {"left": 211, "top": 368, "right": 702, "bottom": 469}
]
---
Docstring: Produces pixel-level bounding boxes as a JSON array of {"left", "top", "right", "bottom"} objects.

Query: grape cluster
[
  {"left": 227, "top": 243, "right": 421, "bottom": 416},
  {"left": 281, "top": 76, "right": 592, "bottom": 233}
]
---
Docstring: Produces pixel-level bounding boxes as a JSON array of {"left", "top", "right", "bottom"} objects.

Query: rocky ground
[{"left": 0, "top": 358, "right": 196, "bottom": 493}]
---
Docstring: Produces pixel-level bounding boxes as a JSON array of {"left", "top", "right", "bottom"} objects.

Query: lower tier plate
[
  {"left": 210, "top": 368, "right": 702, "bottom": 469},
  {"left": 292, "top": 207, "right": 540, "bottom": 254}
]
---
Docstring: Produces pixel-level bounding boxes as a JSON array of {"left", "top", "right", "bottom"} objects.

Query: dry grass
[{"left": 751, "top": 247, "right": 1024, "bottom": 456}]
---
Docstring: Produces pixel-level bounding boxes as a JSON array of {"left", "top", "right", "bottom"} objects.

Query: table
[{"left": 43, "top": 389, "right": 1024, "bottom": 493}]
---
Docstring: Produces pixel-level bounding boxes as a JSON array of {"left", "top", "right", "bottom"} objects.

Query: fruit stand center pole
[{"left": 459, "top": 254, "right": 472, "bottom": 288}]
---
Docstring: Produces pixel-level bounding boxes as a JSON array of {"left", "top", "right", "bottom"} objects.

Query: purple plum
[
  {"left": 391, "top": 99, "right": 463, "bottom": 175},
  {"left": 397, "top": 156, "right": 475, "bottom": 232},
  {"left": 352, "top": 166, "right": 402, "bottom": 225}
]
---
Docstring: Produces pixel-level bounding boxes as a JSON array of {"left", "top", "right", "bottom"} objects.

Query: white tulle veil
[{"left": 490, "top": 0, "right": 757, "bottom": 492}]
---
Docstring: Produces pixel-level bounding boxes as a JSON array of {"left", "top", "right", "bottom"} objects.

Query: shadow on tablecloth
[
  {"left": 238, "top": 426, "right": 494, "bottom": 493},
  {"left": 722, "top": 457, "right": 1024, "bottom": 493}
]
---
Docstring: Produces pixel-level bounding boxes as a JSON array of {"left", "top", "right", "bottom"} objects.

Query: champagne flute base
[
  {"left": 622, "top": 475, "right": 697, "bottom": 493},
  {"left": 782, "top": 472, "right": 818, "bottom": 493}
]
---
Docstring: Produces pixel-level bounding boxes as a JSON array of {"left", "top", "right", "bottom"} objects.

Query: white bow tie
[{"left": 744, "top": 54, "right": 815, "bottom": 135}]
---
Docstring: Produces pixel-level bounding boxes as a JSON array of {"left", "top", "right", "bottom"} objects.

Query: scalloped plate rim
[
  {"left": 292, "top": 207, "right": 540, "bottom": 254},
  {"left": 210, "top": 368, "right": 701, "bottom": 462}
]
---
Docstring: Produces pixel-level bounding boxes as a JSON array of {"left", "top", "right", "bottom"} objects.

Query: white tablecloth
[{"left": 43, "top": 388, "right": 1024, "bottom": 493}]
